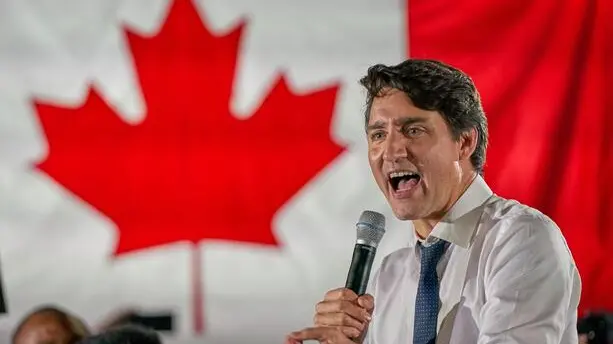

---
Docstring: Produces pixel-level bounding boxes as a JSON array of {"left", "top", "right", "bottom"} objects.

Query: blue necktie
[{"left": 413, "top": 240, "right": 447, "bottom": 344}]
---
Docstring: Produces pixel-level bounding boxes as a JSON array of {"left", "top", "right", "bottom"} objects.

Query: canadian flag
[{"left": 0, "top": 0, "right": 610, "bottom": 343}]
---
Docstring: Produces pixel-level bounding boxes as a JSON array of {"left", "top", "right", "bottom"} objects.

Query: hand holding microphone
[{"left": 286, "top": 211, "right": 386, "bottom": 344}]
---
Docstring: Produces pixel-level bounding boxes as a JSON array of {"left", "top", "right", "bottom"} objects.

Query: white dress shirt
[{"left": 365, "top": 175, "right": 581, "bottom": 344}]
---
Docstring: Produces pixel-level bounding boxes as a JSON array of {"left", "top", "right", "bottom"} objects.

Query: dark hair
[
  {"left": 12, "top": 305, "right": 90, "bottom": 344},
  {"left": 78, "top": 325, "right": 161, "bottom": 344},
  {"left": 359, "top": 59, "right": 488, "bottom": 174}
]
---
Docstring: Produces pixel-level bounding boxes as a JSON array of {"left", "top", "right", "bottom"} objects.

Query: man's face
[{"left": 367, "top": 88, "right": 472, "bottom": 221}]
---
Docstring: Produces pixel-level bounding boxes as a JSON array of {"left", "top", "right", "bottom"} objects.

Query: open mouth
[{"left": 388, "top": 171, "right": 421, "bottom": 193}]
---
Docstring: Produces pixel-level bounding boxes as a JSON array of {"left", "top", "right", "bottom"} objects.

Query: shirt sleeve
[{"left": 477, "top": 213, "right": 581, "bottom": 344}]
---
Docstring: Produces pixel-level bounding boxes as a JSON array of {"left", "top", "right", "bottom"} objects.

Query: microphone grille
[{"left": 356, "top": 210, "right": 386, "bottom": 248}]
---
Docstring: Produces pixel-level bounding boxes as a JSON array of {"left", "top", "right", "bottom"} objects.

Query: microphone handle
[
  {"left": 345, "top": 244, "right": 377, "bottom": 295},
  {"left": 0, "top": 258, "right": 5, "bottom": 314}
]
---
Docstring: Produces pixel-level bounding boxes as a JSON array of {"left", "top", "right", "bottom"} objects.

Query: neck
[{"left": 412, "top": 170, "right": 478, "bottom": 239}]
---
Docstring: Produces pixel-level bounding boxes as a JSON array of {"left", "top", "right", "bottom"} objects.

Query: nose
[{"left": 382, "top": 130, "right": 408, "bottom": 162}]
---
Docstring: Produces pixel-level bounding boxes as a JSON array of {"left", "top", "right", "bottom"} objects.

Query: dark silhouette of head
[
  {"left": 12, "top": 305, "right": 90, "bottom": 344},
  {"left": 77, "top": 325, "right": 162, "bottom": 344}
]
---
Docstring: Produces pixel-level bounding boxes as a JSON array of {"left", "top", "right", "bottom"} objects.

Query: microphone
[
  {"left": 0, "top": 259, "right": 6, "bottom": 314},
  {"left": 345, "top": 210, "right": 386, "bottom": 295}
]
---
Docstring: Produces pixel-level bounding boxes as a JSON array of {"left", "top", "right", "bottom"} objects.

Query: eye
[
  {"left": 370, "top": 131, "right": 386, "bottom": 141},
  {"left": 405, "top": 126, "right": 424, "bottom": 137}
]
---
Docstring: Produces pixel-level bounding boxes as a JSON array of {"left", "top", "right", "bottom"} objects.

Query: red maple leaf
[{"left": 33, "top": 0, "right": 344, "bottom": 333}]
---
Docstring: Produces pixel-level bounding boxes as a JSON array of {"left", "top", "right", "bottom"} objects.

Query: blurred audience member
[
  {"left": 94, "top": 308, "right": 172, "bottom": 334},
  {"left": 78, "top": 325, "right": 161, "bottom": 344},
  {"left": 577, "top": 311, "right": 613, "bottom": 344},
  {"left": 94, "top": 309, "right": 140, "bottom": 333},
  {"left": 12, "top": 305, "right": 90, "bottom": 344}
]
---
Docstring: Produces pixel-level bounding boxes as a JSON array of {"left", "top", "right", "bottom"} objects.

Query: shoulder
[
  {"left": 480, "top": 195, "right": 578, "bottom": 277},
  {"left": 483, "top": 196, "right": 568, "bottom": 247}
]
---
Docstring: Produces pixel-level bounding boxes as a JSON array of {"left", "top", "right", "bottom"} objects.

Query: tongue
[{"left": 397, "top": 177, "right": 419, "bottom": 191}]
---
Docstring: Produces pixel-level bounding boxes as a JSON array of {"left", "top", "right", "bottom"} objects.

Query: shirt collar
[{"left": 412, "top": 174, "right": 494, "bottom": 249}]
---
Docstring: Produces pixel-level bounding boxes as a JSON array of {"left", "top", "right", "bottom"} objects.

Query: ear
[{"left": 459, "top": 128, "right": 478, "bottom": 161}]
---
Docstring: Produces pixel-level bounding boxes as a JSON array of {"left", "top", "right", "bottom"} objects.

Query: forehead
[{"left": 368, "top": 88, "right": 440, "bottom": 125}]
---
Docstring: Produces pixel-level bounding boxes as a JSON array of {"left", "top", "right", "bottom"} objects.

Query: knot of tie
[{"left": 419, "top": 240, "right": 447, "bottom": 274}]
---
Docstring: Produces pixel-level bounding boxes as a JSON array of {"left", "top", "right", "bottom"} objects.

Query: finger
[
  {"left": 357, "top": 294, "right": 375, "bottom": 312},
  {"left": 290, "top": 327, "right": 354, "bottom": 344},
  {"left": 324, "top": 287, "right": 358, "bottom": 302},
  {"left": 284, "top": 335, "right": 302, "bottom": 344},
  {"left": 314, "top": 312, "right": 366, "bottom": 330},
  {"left": 289, "top": 327, "right": 333, "bottom": 341},
  {"left": 337, "top": 325, "right": 363, "bottom": 339},
  {"left": 316, "top": 300, "right": 372, "bottom": 322}
]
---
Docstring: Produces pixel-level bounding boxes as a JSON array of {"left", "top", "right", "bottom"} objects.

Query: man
[
  {"left": 77, "top": 325, "right": 162, "bottom": 344},
  {"left": 12, "top": 305, "right": 90, "bottom": 344},
  {"left": 286, "top": 59, "right": 581, "bottom": 343}
]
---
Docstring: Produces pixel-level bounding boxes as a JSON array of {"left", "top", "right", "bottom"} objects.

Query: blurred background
[{"left": 0, "top": 0, "right": 611, "bottom": 343}]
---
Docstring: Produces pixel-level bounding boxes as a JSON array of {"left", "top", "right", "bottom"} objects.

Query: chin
[{"left": 391, "top": 206, "right": 420, "bottom": 221}]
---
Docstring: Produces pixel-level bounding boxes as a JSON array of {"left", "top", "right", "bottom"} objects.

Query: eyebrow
[
  {"left": 366, "top": 120, "right": 386, "bottom": 132},
  {"left": 366, "top": 117, "right": 428, "bottom": 132}
]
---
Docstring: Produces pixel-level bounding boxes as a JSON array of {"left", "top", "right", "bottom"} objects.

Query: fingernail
[{"left": 365, "top": 313, "right": 372, "bottom": 321}]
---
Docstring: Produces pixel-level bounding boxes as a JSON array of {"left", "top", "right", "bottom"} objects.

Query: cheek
[
  {"left": 416, "top": 146, "right": 459, "bottom": 180},
  {"left": 368, "top": 146, "right": 383, "bottom": 168},
  {"left": 368, "top": 147, "right": 386, "bottom": 182},
  {"left": 425, "top": 138, "right": 459, "bottom": 162}
]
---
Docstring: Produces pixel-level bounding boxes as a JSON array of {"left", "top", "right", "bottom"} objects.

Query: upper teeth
[{"left": 389, "top": 171, "right": 416, "bottom": 178}]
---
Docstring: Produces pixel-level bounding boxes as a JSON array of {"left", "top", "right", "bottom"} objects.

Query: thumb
[{"left": 357, "top": 294, "right": 375, "bottom": 312}]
